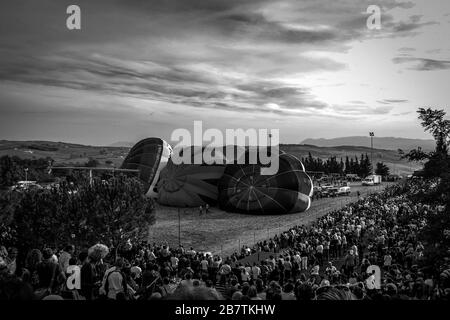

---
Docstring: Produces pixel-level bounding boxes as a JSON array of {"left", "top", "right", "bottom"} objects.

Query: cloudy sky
[{"left": 0, "top": 0, "right": 449, "bottom": 146}]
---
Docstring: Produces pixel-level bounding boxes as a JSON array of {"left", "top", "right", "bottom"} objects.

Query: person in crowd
[
  {"left": 316, "top": 286, "right": 357, "bottom": 300},
  {"left": 79, "top": 251, "right": 96, "bottom": 300},
  {"left": 1, "top": 179, "right": 448, "bottom": 301},
  {"left": 100, "top": 257, "right": 128, "bottom": 300},
  {"left": 5, "top": 247, "right": 18, "bottom": 275},
  {"left": 59, "top": 245, "right": 74, "bottom": 273},
  {"left": 34, "top": 248, "right": 66, "bottom": 299}
]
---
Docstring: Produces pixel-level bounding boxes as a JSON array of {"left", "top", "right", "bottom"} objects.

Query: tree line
[
  {"left": 0, "top": 155, "right": 109, "bottom": 188},
  {"left": 300, "top": 153, "right": 374, "bottom": 177}
]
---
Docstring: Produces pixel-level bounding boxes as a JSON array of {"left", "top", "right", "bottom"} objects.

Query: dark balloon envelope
[
  {"left": 120, "top": 138, "right": 172, "bottom": 197},
  {"left": 156, "top": 146, "right": 225, "bottom": 207},
  {"left": 218, "top": 152, "right": 313, "bottom": 214}
]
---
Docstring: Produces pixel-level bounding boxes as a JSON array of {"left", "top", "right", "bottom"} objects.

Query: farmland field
[{"left": 149, "top": 182, "right": 391, "bottom": 256}]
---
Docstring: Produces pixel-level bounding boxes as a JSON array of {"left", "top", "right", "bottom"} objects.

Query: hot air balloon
[
  {"left": 120, "top": 138, "right": 172, "bottom": 197},
  {"left": 156, "top": 146, "right": 226, "bottom": 207},
  {"left": 218, "top": 152, "right": 313, "bottom": 214}
]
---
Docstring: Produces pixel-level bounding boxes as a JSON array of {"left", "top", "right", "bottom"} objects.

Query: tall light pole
[
  {"left": 24, "top": 168, "right": 29, "bottom": 181},
  {"left": 369, "top": 132, "right": 374, "bottom": 174}
]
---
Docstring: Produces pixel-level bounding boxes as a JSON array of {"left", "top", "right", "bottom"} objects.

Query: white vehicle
[
  {"left": 11, "top": 181, "right": 42, "bottom": 191},
  {"left": 362, "top": 175, "right": 382, "bottom": 186},
  {"left": 337, "top": 186, "right": 351, "bottom": 195}
]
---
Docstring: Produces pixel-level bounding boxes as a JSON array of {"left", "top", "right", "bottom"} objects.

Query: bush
[{"left": 0, "top": 175, "right": 155, "bottom": 259}]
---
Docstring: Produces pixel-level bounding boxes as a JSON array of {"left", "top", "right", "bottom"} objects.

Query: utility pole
[
  {"left": 369, "top": 132, "right": 374, "bottom": 174},
  {"left": 178, "top": 208, "right": 181, "bottom": 247}
]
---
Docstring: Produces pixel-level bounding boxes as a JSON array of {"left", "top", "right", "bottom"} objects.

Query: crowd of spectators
[{"left": 1, "top": 179, "right": 449, "bottom": 300}]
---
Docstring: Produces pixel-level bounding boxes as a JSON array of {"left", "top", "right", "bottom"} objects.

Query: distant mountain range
[
  {"left": 300, "top": 136, "right": 435, "bottom": 151},
  {"left": 108, "top": 141, "right": 134, "bottom": 147}
]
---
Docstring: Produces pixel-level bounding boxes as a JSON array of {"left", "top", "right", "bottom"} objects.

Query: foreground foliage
[{"left": 0, "top": 176, "right": 155, "bottom": 260}]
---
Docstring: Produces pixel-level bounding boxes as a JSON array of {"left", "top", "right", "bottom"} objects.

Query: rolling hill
[
  {"left": 0, "top": 140, "right": 421, "bottom": 176},
  {"left": 0, "top": 140, "right": 130, "bottom": 168}
]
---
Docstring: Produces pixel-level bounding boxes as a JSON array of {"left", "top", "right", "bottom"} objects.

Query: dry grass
[{"left": 149, "top": 183, "right": 390, "bottom": 256}]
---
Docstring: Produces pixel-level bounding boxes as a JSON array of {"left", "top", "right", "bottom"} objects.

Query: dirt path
[{"left": 149, "top": 183, "right": 389, "bottom": 256}]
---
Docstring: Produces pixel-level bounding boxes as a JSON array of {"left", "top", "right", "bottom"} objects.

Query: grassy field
[
  {"left": 149, "top": 182, "right": 391, "bottom": 256},
  {"left": 0, "top": 140, "right": 129, "bottom": 168}
]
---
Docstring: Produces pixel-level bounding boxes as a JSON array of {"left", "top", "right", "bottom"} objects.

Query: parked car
[
  {"left": 313, "top": 186, "right": 322, "bottom": 193},
  {"left": 337, "top": 186, "right": 351, "bottom": 196},
  {"left": 327, "top": 187, "right": 339, "bottom": 197},
  {"left": 11, "top": 181, "right": 43, "bottom": 191}
]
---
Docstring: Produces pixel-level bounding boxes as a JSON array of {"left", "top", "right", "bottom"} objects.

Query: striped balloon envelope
[
  {"left": 120, "top": 138, "right": 172, "bottom": 197},
  {"left": 156, "top": 146, "right": 226, "bottom": 207},
  {"left": 218, "top": 151, "right": 313, "bottom": 214}
]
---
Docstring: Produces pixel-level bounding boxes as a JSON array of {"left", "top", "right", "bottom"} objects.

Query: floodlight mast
[{"left": 369, "top": 132, "right": 374, "bottom": 174}]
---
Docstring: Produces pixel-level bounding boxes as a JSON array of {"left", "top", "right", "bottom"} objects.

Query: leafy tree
[
  {"left": 0, "top": 175, "right": 155, "bottom": 262},
  {"left": 344, "top": 156, "right": 350, "bottom": 174},
  {"left": 401, "top": 108, "right": 450, "bottom": 178},
  {"left": 418, "top": 107, "right": 450, "bottom": 154},
  {"left": 375, "top": 162, "right": 390, "bottom": 176},
  {"left": 399, "top": 108, "right": 450, "bottom": 267},
  {"left": 84, "top": 158, "right": 100, "bottom": 167}
]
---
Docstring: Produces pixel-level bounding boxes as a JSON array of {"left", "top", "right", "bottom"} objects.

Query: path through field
[{"left": 149, "top": 183, "right": 390, "bottom": 257}]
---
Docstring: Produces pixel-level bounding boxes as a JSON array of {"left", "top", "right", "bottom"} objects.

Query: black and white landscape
[{"left": 0, "top": 0, "right": 449, "bottom": 309}]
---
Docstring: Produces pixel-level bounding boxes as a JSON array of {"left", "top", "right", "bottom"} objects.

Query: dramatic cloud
[
  {"left": 377, "top": 99, "right": 409, "bottom": 104},
  {"left": 0, "top": 0, "right": 449, "bottom": 145},
  {"left": 393, "top": 57, "right": 450, "bottom": 70}
]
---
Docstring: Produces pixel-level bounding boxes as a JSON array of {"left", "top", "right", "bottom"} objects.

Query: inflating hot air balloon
[
  {"left": 156, "top": 146, "right": 226, "bottom": 207},
  {"left": 120, "top": 138, "right": 172, "bottom": 197},
  {"left": 218, "top": 152, "right": 313, "bottom": 214}
]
